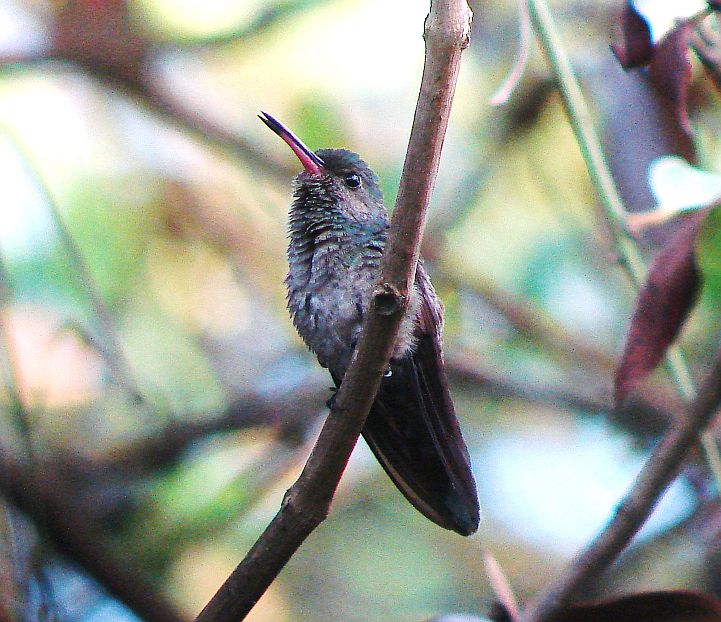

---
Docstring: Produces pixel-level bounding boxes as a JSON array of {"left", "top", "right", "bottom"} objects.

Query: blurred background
[{"left": 0, "top": 0, "right": 720, "bottom": 621}]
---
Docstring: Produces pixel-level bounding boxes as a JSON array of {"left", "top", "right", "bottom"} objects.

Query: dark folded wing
[{"left": 355, "top": 265, "right": 480, "bottom": 535}]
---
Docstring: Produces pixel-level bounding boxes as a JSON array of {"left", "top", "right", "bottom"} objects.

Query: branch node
[
  {"left": 281, "top": 484, "right": 330, "bottom": 530},
  {"left": 374, "top": 283, "right": 404, "bottom": 316},
  {"left": 280, "top": 487, "right": 293, "bottom": 509},
  {"left": 424, "top": 0, "right": 473, "bottom": 50}
]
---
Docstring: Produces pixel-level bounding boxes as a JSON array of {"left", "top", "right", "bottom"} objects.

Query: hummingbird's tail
[{"left": 356, "top": 331, "right": 480, "bottom": 536}]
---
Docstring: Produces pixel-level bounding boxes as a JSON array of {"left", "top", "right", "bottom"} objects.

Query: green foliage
[
  {"left": 63, "top": 176, "right": 157, "bottom": 304},
  {"left": 697, "top": 205, "right": 721, "bottom": 299}
]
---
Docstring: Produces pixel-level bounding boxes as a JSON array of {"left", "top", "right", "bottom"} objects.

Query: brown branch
[
  {"left": 193, "top": 2, "right": 473, "bottom": 621},
  {"left": 98, "top": 348, "right": 672, "bottom": 478},
  {"left": 0, "top": 53, "right": 294, "bottom": 182},
  {"left": 62, "top": 61, "right": 296, "bottom": 181},
  {"left": 445, "top": 352, "right": 672, "bottom": 438},
  {"left": 518, "top": 342, "right": 721, "bottom": 622},
  {"left": 439, "top": 266, "right": 617, "bottom": 374},
  {"left": 0, "top": 455, "right": 186, "bottom": 622},
  {"left": 157, "top": 0, "right": 332, "bottom": 48},
  {"left": 88, "top": 384, "right": 326, "bottom": 472}
]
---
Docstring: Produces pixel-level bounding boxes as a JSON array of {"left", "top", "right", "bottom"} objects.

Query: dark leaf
[
  {"left": 615, "top": 210, "right": 708, "bottom": 406},
  {"left": 611, "top": 1, "right": 655, "bottom": 69},
  {"left": 648, "top": 23, "right": 694, "bottom": 134},
  {"left": 551, "top": 590, "right": 721, "bottom": 622},
  {"left": 599, "top": 60, "right": 696, "bottom": 225}
]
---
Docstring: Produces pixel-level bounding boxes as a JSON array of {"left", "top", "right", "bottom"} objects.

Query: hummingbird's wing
[{"left": 354, "top": 265, "right": 480, "bottom": 536}]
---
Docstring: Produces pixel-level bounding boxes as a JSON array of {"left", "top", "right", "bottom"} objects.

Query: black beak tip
[
  {"left": 258, "top": 110, "right": 325, "bottom": 172},
  {"left": 258, "top": 111, "right": 282, "bottom": 136}
]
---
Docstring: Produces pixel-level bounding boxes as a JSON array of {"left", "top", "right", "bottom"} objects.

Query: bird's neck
[{"left": 287, "top": 196, "right": 387, "bottom": 285}]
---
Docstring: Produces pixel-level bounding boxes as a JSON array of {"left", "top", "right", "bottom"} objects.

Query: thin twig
[
  {"left": 519, "top": 342, "right": 721, "bottom": 622},
  {"left": 489, "top": 0, "right": 531, "bottom": 106},
  {"left": 484, "top": 549, "right": 521, "bottom": 621},
  {"left": 445, "top": 352, "right": 672, "bottom": 437},
  {"left": 193, "top": 2, "right": 473, "bottom": 620}
]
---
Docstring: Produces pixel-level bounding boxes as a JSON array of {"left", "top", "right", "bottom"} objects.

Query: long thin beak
[{"left": 259, "top": 111, "right": 324, "bottom": 175}]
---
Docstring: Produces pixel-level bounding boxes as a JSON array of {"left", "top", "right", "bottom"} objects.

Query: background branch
[
  {"left": 157, "top": 0, "right": 331, "bottom": 48},
  {"left": 193, "top": 1, "right": 472, "bottom": 620},
  {"left": 0, "top": 454, "right": 186, "bottom": 622},
  {"left": 0, "top": 59, "right": 295, "bottom": 182},
  {"left": 520, "top": 340, "right": 721, "bottom": 622},
  {"left": 445, "top": 352, "right": 672, "bottom": 437},
  {"left": 88, "top": 385, "right": 325, "bottom": 472}
]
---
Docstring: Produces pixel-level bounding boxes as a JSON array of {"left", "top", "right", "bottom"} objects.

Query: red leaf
[
  {"left": 611, "top": 1, "right": 655, "bottom": 69},
  {"left": 648, "top": 23, "right": 694, "bottom": 134},
  {"left": 614, "top": 211, "right": 708, "bottom": 406},
  {"left": 551, "top": 590, "right": 721, "bottom": 622}
]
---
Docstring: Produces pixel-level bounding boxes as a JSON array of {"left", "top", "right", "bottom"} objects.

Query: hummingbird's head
[{"left": 259, "top": 111, "right": 386, "bottom": 221}]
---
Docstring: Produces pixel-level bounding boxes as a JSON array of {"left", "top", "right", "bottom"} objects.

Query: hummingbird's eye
[{"left": 344, "top": 173, "right": 361, "bottom": 189}]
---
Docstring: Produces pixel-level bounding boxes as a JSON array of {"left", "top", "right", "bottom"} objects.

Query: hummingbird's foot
[{"left": 326, "top": 386, "right": 338, "bottom": 409}]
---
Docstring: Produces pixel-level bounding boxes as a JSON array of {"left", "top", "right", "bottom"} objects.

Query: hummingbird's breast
[{"left": 286, "top": 226, "right": 420, "bottom": 375}]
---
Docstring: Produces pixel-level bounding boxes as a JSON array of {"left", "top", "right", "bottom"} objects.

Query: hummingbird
[{"left": 259, "top": 111, "right": 480, "bottom": 536}]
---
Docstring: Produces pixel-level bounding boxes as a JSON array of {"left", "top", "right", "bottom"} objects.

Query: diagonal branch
[
  {"left": 193, "top": 2, "right": 473, "bottom": 621},
  {"left": 519, "top": 340, "right": 721, "bottom": 622},
  {"left": 0, "top": 56, "right": 294, "bottom": 182}
]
